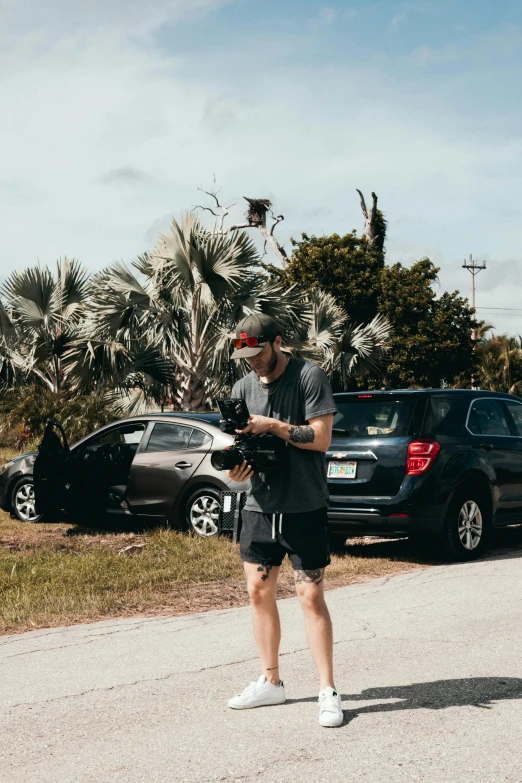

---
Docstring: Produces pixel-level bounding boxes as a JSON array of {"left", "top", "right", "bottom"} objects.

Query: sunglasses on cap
[
  {"left": 232, "top": 329, "right": 272, "bottom": 348},
  {"left": 231, "top": 335, "right": 268, "bottom": 350}
]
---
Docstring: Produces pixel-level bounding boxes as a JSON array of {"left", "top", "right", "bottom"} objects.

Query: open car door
[
  {"left": 33, "top": 419, "right": 71, "bottom": 517},
  {"left": 65, "top": 421, "right": 148, "bottom": 520}
]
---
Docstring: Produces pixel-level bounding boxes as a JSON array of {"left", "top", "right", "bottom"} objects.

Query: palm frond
[
  {"left": 339, "top": 314, "right": 392, "bottom": 377},
  {"left": 2, "top": 266, "right": 56, "bottom": 329},
  {"left": 54, "top": 257, "right": 90, "bottom": 321},
  {"left": 308, "top": 288, "right": 346, "bottom": 351},
  {"left": 0, "top": 300, "right": 15, "bottom": 335},
  {"left": 129, "top": 345, "right": 176, "bottom": 386},
  {"left": 152, "top": 215, "right": 196, "bottom": 291},
  {"left": 110, "top": 386, "right": 162, "bottom": 417}
]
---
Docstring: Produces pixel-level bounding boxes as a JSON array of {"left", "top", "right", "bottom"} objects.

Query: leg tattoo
[
  {"left": 257, "top": 564, "right": 273, "bottom": 581},
  {"left": 294, "top": 568, "right": 325, "bottom": 585}
]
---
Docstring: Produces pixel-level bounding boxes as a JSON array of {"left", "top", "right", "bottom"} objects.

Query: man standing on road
[{"left": 226, "top": 313, "right": 343, "bottom": 728}]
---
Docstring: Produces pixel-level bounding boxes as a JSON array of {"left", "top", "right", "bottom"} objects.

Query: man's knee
[
  {"left": 246, "top": 564, "right": 276, "bottom": 603},
  {"left": 295, "top": 569, "right": 327, "bottom": 613}
]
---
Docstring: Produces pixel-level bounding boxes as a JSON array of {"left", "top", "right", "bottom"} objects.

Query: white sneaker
[
  {"left": 228, "top": 676, "right": 286, "bottom": 710},
  {"left": 318, "top": 686, "right": 343, "bottom": 727}
]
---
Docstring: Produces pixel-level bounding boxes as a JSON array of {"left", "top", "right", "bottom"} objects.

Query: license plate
[{"left": 328, "top": 461, "right": 357, "bottom": 479}]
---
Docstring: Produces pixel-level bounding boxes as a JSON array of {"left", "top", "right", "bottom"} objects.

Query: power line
[{"left": 476, "top": 307, "right": 522, "bottom": 312}]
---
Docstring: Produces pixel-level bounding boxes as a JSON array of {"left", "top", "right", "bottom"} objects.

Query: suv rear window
[
  {"left": 422, "top": 396, "right": 458, "bottom": 433},
  {"left": 333, "top": 396, "right": 417, "bottom": 438}
]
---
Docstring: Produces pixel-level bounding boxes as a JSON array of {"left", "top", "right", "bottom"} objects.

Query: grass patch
[
  {"left": 0, "top": 527, "right": 246, "bottom": 634},
  {"left": 0, "top": 447, "right": 20, "bottom": 463}
]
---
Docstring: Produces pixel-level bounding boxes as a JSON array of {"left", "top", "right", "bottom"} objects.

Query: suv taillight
[{"left": 406, "top": 438, "right": 441, "bottom": 475}]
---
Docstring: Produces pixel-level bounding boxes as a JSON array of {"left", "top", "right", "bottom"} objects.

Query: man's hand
[
  {"left": 227, "top": 459, "right": 254, "bottom": 482},
  {"left": 237, "top": 414, "right": 274, "bottom": 435}
]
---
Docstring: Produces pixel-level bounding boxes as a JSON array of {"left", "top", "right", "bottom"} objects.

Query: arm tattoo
[
  {"left": 288, "top": 425, "right": 315, "bottom": 444},
  {"left": 256, "top": 564, "right": 273, "bottom": 581},
  {"left": 294, "top": 568, "right": 325, "bottom": 585}
]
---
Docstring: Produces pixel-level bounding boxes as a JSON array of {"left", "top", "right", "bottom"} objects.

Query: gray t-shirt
[{"left": 231, "top": 358, "right": 337, "bottom": 514}]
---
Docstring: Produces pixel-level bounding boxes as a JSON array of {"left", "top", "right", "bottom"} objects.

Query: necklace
[{"left": 259, "top": 355, "right": 290, "bottom": 396}]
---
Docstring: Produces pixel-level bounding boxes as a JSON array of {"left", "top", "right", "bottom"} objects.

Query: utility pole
[{"left": 462, "top": 254, "right": 486, "bottom": 389}]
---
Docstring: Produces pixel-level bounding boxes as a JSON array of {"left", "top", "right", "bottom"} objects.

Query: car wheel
[
  {"left": 441, "top": 489, "right": 490, "bottom": 561},
  {"left": 11, "top": 478, "right": 42, "bottom": 523},
  {"left": 184, "top": 487, "right": 222, "bottom": 538}
]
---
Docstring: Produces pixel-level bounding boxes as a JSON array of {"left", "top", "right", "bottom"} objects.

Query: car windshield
[{"left": 333, "top": 396, "right": 417, "bottom": 438}]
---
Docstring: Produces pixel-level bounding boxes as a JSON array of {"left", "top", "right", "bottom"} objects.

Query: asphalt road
[{"left": 1, "top": 548, "right": 522, "bottom": 783}]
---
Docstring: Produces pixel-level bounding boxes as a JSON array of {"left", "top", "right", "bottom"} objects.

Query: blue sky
[{"left": 1, "top": 0, "right": 521, "bottom": 332}]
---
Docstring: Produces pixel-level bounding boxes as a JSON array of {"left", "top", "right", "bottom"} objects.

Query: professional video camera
[{"left": 210, "top": 398, "right": 284, "bottom": 473}]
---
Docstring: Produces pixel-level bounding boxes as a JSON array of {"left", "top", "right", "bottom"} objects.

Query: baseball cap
[{"left": 231, "top": 313, "right": 281, "bottom": 359}]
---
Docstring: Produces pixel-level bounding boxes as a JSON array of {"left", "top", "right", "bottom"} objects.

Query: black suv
[{"left": 326, "top": 389, "right": 522, "bottom": 561}]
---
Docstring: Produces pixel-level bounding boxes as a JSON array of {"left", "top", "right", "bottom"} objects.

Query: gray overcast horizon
[{"left": 1, "top": 0, "right": 521, "bottom": 334}]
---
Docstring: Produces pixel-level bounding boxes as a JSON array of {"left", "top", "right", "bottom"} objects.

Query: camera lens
[{"left": 211, "top": 448, "right": 242, "bottom": 471}]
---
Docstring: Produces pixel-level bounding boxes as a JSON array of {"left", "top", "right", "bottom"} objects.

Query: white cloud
[
  {"left": 1, "top": 0, "right": 233, "bottom": 42},
  {"left": 389, "top": 13, "right": 405, "bottom": 32},
  {"left": 410, "top": 22, "right": 522, "bottom": 67},
  {"left": 97, "top": 167, "right": 156, "bottom": 185},
  {"left": 310, "top": 7, "right": 337, "bottom": 28},
  {"left": 344, "top": 8, "right": 358, "bottom": 21}
]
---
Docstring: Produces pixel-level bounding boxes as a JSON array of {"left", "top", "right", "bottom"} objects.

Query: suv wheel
[
  {"left": 184, "top": 488, "right": 221, "bottom": 538},
  {"left": 11, "top": 478, "right": 42, "bottom": 523},
  {"left": 441, "top": 489, "right": 489, "bottom": 561}
]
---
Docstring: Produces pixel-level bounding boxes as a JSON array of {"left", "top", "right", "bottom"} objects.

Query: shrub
[{"left": 0, "top": 386, "right": 120, "bottom": 449}]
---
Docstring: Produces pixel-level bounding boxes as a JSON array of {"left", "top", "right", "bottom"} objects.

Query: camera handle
[{"left": 232, "top": 492, "right": 244, "bottom": 542}]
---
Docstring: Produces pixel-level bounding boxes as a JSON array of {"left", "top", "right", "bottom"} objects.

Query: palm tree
[
  {"left": 63, "top": 261, "right": 176, "bottom": 413},
  {"left": 284, "top": 288, "right": 392, "bottom": 387},
  {"left": 0, "top": 259, "right": 89, "bottom": 392},
  {"left": 476, "top": 332, "right": 522, "bottom": 394},
  {"left": 67, "top": 214, "right": 306, "bottom": 412},
  {"left": 0, "top": 300, "right": 21, "bottom": 392}
]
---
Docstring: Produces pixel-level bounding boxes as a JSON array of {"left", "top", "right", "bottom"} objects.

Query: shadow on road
[{"left": 287, "top": 677, "right": 522, "bottom": 725}]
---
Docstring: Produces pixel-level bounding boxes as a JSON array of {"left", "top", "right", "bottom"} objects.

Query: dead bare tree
[
  {"left": 228, "top": 197, "right": 288, "bottom": 266},
  {"left": 193, "top": 185, "right": 288, "bottom": 266},
  {"left": 192, "top": 176, "right": 235, "bottom": 235},
  {"left": 356, "top": 189, "right": 379, "bottom": 247}
]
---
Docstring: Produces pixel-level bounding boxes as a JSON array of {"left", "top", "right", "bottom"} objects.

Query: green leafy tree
[
  {"left": 271, "top": 200, "right": 476, "bottom": 389},
  {"left": 271, "top": 229, "right": 385, "bottom": 326},
  {"left": 378, "top": 259, "right": 476, "bottom": 388}
]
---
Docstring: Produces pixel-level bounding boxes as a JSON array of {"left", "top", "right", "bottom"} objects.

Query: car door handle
[
  {"left": 473, "top": 442, "right": 493, "bottom": 451},
  {"left": 175, "top": 461, "right": 193, "bottom": 469}
]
